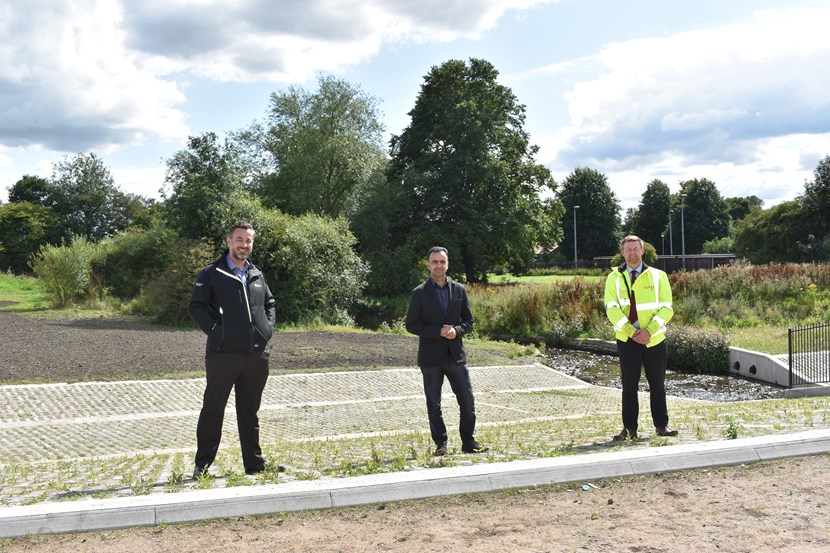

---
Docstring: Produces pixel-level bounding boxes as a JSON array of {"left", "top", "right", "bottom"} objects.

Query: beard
[{"left": 231, "top": 249, "right": 250, "bottom": 262}]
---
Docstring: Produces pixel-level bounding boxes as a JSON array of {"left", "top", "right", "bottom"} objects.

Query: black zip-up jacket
[{"left": 189, "top": 250, "right": 276, "bottom": 353}]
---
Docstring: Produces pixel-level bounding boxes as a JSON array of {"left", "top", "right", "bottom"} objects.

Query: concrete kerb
[{"left": 3, "top": 428, "right": 830, "bottom": 538}]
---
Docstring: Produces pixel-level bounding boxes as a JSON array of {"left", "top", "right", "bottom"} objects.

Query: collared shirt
[
  {"left": 430, "top": 276, "right": 450, "bottom": 315},
  {"left": 626, "top": 262, "right": 643, "bottom": 282},
  {"left": 226, "top": 254, "right": 251, "bottom": 288}
]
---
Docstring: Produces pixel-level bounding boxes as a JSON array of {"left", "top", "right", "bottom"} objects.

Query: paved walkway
[{"left": 2, "top": 363, "right": 830, "bottom": 537}]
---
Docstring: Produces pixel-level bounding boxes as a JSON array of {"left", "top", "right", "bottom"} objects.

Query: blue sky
[{"left": 2, "top": 0, "right": 830, "bottom": 213}]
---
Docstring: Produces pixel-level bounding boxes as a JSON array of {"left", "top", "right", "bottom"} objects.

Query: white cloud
[
  {"left": 0, "top": 0, "right": 188, "bottom": 152},
  {"left": 0, "top": 0, "right": 557, "bottom": 158},
  {"left": 537, "top": 7, "right": 830, "bottom": 205}
]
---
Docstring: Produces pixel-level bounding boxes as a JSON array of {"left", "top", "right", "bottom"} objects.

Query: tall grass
[
  {"left": 470, "top": 278, "right": 607, "bottom": 342},
  {"left": 670, "top": 261, "right": 830, "bottom": 327},
  {"left": 473, "top": 262, "right": 830, "bottom": 340}
]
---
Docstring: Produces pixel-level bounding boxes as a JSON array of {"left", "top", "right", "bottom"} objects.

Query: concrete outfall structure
[{"left": 2, "top": 429, "right": 830, "bottom": 537}]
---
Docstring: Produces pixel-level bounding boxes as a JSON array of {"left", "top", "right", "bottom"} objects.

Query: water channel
[{"left": 543, "top": 348, "right": 787, "bottom": 402}]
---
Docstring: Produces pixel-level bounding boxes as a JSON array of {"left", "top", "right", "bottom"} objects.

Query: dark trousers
[
  {"left": 616, "top": 339, "right": 669, "bottom": 430},
  {"left": 420, "top": 355, "right": 477, "bottom": 447},
  {"left": 195, "top": 351, "right": 270, "bottom": 471}
]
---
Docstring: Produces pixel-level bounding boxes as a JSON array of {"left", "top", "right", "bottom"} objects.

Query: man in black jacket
[
  {"left": 189, "top": 220, "right": 277, "bottom": 478},
  {"left": 405, "top": 246, "right": 487, "bottom": 456}
]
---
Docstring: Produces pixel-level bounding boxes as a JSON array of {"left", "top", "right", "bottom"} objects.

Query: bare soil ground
[
  {"left": 1, "top": 310, "right": 829, "bottom": 552},
  {"left": 4, "top": 455, "right": 829, "bottom": 553}
]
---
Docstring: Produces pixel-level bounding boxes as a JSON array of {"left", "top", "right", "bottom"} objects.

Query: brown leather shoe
[
  {"left": 655, "top": 426, "right": 678, "bottom": 437},
  {"left": 612, "top": 428, "right": 638, "bottom": 441}
]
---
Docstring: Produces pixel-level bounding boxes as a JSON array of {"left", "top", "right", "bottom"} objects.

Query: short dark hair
[
  {"left": 427, "top": 246, "right": 448, "bottom": 258},
  {"left": 228, "top": 219, "right": 255, "bottom": 238}
]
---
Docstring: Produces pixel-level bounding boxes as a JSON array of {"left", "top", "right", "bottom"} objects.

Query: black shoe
[
  {"left": 245, "top": 462, "right": 286, "bottom": 475},
  {"left": 192, "top": 465, "right": 209, "bottom": 479},
  {"left": 434, "top": 443, "right": 448, "bottom": 456},
  {"left": 655, "top": 426, "right": 678, "bottom": 437},
  {"left": 612, "top": 428, "right": 638, "bottom": 441},
  {"left": 461, "top": 441, "right": 489, "bottom": 454}
]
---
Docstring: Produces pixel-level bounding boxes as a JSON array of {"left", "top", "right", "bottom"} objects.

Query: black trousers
[
  {"left": 616, "top": 339, "right": 669, "bottom": 430},
  {"left": 420, "top": 355, "right": 477, "bottom": 447},
  {"left": 195, "top": 351, "right": 270, "bottom": 471}
]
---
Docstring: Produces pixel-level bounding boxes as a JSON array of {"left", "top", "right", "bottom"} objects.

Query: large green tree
[
  {"left": 162, "top": 132, "right": 247, "bottom": 243},
  {"left": 23, "top": 154, "right": 148, "bottom": 242},
  {"left": 734, "top": 200, "right": 806, "bottom": 263},
  {"left": 558, "top": 167, "right": 621, "bottom": 260},
  {"left": 725, "top": 195, "right": 763, "bottom": 224},
  {"left": 237, "top": 76, "right": 386, "bottom": 219},
  {"left": 0, "top": 202, "right": 62, "bottom": 273},
  {"left": 669, "top": 178, "right": 730, "bottom": 255},
  {"left": 7, "top": 175, "right": 55, "bottom": 206},
  {"left": 800, "top": 155, "right": 830, "bottom": 259},
  {"left": 387, "top": 58, "right": 560, "bottom": 281},
  {"left": 631, "top": 179, "right": 671, "bottom": 252}
]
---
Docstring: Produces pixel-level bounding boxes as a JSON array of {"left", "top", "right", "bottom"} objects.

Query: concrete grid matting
[
  {"left": 2, "top": 429, "right": 830, "bottom": 538},
  {"left": 2, "top": 363, "right": 830, "bottom": 537}
]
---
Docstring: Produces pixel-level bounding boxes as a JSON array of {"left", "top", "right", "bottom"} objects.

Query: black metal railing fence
[{"left": 789, "top": 322, "right": 830, "bottom": 387}]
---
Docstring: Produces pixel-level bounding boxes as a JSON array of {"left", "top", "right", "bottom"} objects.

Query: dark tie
[{"left": 628, "top": 270, "right": 638, "bottom": 324}]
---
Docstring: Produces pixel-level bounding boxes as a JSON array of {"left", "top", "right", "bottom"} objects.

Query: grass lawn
[
  {"left": 487, "top": 273, "right": 604, "bottom": 284},
  {"left": 0, "top": 273, "right": 49, "bottom": 312},
  {"left": 725, "top": 325, "right": 791, "bottom": 355}
]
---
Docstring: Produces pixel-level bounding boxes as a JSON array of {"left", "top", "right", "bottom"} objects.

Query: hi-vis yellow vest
[{"left": 604, "top": 264, "right": 673, "bottom": 347}]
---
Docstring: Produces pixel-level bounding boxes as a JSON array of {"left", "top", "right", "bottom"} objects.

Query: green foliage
[
  {"left": 0, "top": 272, "right": 47, "bottom": 311},
  {"left": 670, "top": 179, "right": 730, "bottom": 255},
  {"left": 631, "top": 179, "right": 671, "bottom": 249},
  {"left": 162, "top": 132, "right": 246, "bottom": 243},
  {"left": 526, "top": 267, "right": 607, "bottom": 277},
  {"left": 666, "top": 325, "right": 730, "bottom": 374},
  {"left": 724, "top": 195, "right": 763, "bottom": 224},
  {"left": 801, "top": 154, "right": 830, "bottom": 257},
  {"left": 134, "top": 237, "right": 215, "bottom": 325},
  {"left": 263, "top": 214, "right": 369, "bottom": 325},
  {"left": 559, "top": 167, "right": 622, "bottom": 260},
  {"left": 670, "top": 261, "right": 830, "bottom": 327},
  {"left": 353, "top": 294, "right": 410, "bottom": 330},
  {"left": 733, "top": 201, "right": 808, "bottom": 263},
  {"left": 238, "top": 75, "right": 387, "bottom": 218},
  {"left": 387, "top": 58, "right": 560, "bottom": 282},
  {"left": 94, "top": 223, "right": 179, "bottom": 299},
  {"left": 30, "top": 237, "right": 99, "bottom": 307},
  {"left": 50, "top": 153, "right": 145, "bottom": 241},
  {"left": 702, "top": 236, "right": 734, "bottom": 254},
  {"left": 0, "top": 202, "right": 62, "bottom": 273},
  {"left": 470, "top": 280, "right": 607, "bottom": 342}
]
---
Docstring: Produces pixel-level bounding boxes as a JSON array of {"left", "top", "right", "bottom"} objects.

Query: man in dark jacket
[
  {"left": 405, "top": 246, "right": 487, "bottom": 456},
  {"left": 189, "top": 220, "right": 277, "bottom": 478}
]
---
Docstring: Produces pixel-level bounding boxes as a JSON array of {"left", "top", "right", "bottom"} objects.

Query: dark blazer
[{"left": 405, "top": 277, "right": 474, "bottom": 367}]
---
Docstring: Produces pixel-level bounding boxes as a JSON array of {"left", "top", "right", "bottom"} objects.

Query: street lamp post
[
  {"left": 661, "top": 233, "right": 665, "bottom": 256},
  {"left": 573, "top": 205, "right": 580, "bottom": 269},
  {"left": 680, "top": 194, "right": 686, "bottom": 270},
  {"left": 668, "top": 210, "right": 673, "bottom": 256}
]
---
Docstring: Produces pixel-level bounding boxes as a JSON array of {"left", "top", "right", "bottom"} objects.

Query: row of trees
[{"left": 2, "top": 58, "right": 829, "bottom": 323}]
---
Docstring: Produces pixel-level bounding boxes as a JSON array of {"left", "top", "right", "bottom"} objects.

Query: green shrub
[
  {"left": 95, "top": 223, "right": 178, "bottom": 299},
  {"left": 134, "top": 237, "right": 214, "bottom": 325},
  {"left": 667, "top": 325, "right": 730, "bottom": 374},
  {"left": 30, "top": 237, "right": 98, "bottom": 307},
  {"left": 353, "top": 294, "right": 410, "bottom": 330},
  {"left": 261, "top": 214, "right": 369, "bottom": 325}
]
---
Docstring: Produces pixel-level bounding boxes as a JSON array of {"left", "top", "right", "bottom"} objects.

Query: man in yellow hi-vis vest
[{"left": 604, "top": 235, "right": 677, "bottom": 440}]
